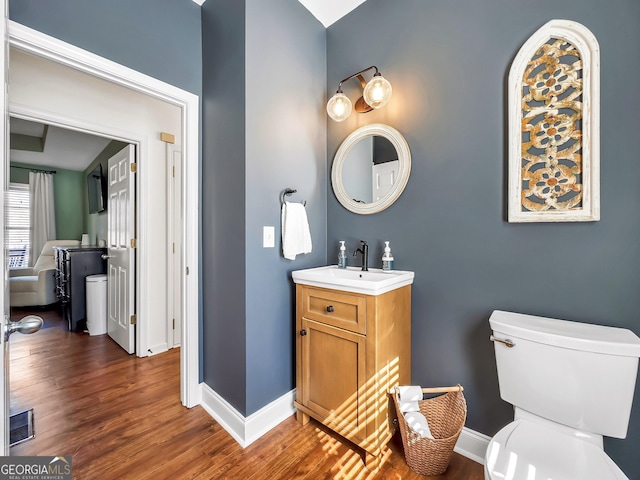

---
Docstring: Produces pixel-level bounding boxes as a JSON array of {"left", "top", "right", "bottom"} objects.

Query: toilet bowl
[
  {"left": 485, "top": 310, "right": 640, "bottom": 480},
  {"left": 484, "top": 419, "right": 627, "bottom": 480}
]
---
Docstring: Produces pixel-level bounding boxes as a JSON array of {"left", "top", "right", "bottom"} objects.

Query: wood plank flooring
[{"left": 8, "top": 307, "right": 484, "bottom": 479}]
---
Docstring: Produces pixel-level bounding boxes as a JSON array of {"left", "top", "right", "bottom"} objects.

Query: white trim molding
[
  {"left": 8, "top": 21, "right": 201, "bottom": 409},
  {"left": 455, "top": 426, "right": 491, "bottom": 465},
  {"left": 200, "top": 381, "right": 490, "bottom": 465},
  {"left": 0, "top": 0, "right": 9, "bottom": 455},
  {"left": 200, "top": 384, "right": 297, "bottom": 448},
  {"left": 508, "top": 19, "right": 600, "bottom": 222},
  {"left": 200, "top": 380, "right": 490, "bottom": 465}
]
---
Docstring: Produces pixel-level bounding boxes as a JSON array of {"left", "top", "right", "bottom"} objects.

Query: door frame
[
  {"left": 1, "top": 0, "right": 9, "bottom": 455},
  {"left": 166, "top": 143, "right": 182, "bottom": 349},
  {"left": 6, "top": 22, "right": 201, "bottom": 408}
]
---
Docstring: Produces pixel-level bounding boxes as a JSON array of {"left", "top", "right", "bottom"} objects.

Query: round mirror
[{"left": 331, "top": 123, "right": 411, "bottom": 214}]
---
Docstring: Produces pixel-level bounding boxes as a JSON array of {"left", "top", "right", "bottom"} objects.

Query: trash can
[{"left": 86, "top": 274, "right": 107, "bottom": 335}]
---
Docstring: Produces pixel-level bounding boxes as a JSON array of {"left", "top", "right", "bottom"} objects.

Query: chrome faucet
[{"left": 353, "top": 240, "right": 369, "bottom": 271}]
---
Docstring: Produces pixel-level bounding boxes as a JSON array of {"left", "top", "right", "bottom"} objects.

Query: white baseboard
[
  {"left": 146, "top": 343, "right": 169, "bottom": 356},
  {"left": 200, "top": 383, "right": 296, "bottom": 448},
  {"left": 245, "top": 389, "right": 297, "bottom": 446},
  {"left": 200, "top": 384, "right": 489, "bottom": 464},
  {"left": 454, "top": 426, "right": 490, "bottom": 464}
]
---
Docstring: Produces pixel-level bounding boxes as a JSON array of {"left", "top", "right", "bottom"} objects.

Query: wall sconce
[{"left": 326, "top": 66, "right": 392, "bottom": 122}]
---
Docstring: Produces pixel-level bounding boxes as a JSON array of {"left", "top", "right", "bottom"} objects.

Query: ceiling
[
  {"left": 10, "top": 117, "right": 112, "bottom": 172},
  {"left": 295, "top": 0, "right": 368, "bottom": 27},
  {"left": 193, "top": 0, "right": 368, "bottom": 27}
]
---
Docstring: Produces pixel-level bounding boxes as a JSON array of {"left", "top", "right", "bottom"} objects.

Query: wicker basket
[{"left": 392, "top": 385, "right": 467, "bottom": 476}]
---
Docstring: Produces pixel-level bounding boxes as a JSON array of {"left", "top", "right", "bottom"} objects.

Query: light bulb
[
  {"left": 363, "top": 75, "right": 392, "bottom": 109},
  {"left": 326, "top": 92, "right": 352, "bottom": 122}
]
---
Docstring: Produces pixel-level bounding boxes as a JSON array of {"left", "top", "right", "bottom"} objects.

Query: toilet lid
[{"left": 485, "top": 419, "right": 628, "bottom": 480}]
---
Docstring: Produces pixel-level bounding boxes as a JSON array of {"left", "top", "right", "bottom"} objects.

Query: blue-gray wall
[
  {"left": 245, "top": 0, "right": 326, "bottom": 414},
  {"left": 12, "top": 0, "right": 640, "bottom": 475},
  {"left": 201, "top": 0, "right": 248, "bottom": 414},
  {"left": 327, "top": 0, "right": 640, "bottom": 476},
  {"left": 9, "top": 0, "right": 202, "bottom": 96},
  {"left": 202, "top": 0, "right": 326, "bottom": 416}
]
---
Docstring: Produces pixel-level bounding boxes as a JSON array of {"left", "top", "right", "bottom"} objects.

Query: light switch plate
[{"left": 263, "top": 226, "right": 275, "bottom": 248}]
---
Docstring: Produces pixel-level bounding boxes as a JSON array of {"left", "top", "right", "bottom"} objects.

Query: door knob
[
  {"left": 5, "top": 315, "right": 44, "bottom": 340},
  {"left": 101, "top": 254, "right": 113, "bottom": 260},
  {"left": 300, "top": 329, "right": 307, "bottom": 336}
]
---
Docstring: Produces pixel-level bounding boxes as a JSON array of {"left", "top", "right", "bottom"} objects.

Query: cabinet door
[{"left": 300, "top": 318, "right": 366, "bottom": 441}]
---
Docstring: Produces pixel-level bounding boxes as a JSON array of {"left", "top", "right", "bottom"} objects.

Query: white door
[
  {"left": 372, "top": 160, "right": 400, "bottom": 201},
  {"left": 1, "top": 0, "right": 9, "bottom": 454},
  {"left": 107, "top": 145, "right": 136, "bottom": 354},
  {"left": 0, "top": 1, "right": 40, "bottom": 452},
  {"left": 1, "top": 25, "right": 43, "bottom": 444},
  {"left": 167, "top": 144, "right": 182, "bottom": 348}
]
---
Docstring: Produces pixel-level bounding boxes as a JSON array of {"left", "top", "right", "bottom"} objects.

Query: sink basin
[{"left": 292, "top": 265, "right": 414, "bottom": 296}]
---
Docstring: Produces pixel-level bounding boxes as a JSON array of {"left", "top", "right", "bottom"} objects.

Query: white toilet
[{"left": 485, "top": 310, "right": 640, "bottom": 480}]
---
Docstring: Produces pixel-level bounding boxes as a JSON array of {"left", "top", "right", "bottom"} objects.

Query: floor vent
[{"left": 10, "top": 409, "right": 34, "bottom": 446}]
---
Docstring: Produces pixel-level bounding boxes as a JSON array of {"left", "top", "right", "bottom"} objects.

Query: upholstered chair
[{"left": 9, "top": 240, "right": 81, "bottom": 307}]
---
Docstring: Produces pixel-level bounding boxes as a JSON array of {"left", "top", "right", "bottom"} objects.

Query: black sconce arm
[{"left": 335, "top": 65, "right": 380, "bottom": 93}]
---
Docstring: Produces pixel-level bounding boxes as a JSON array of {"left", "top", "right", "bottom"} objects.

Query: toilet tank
[{"left": 489, "top": 310, "right": 640, "bottom": 439}]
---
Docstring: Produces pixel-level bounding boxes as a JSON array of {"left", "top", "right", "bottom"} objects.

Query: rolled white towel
[
  {"left": 400, "top": 400, "right": 420, "bottom": 412},
  {"left": 404, "top": 411, "right": 434, "bottom": 439},
  {"left": 397, "top": 386, "right": 423, "bottom": 413}
]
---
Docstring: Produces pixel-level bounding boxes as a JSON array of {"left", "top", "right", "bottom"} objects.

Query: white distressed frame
[
  {"left": 508, "top": 20, "right": 600, "bottom": 222},
  {"left": 331, "top": 123, "right": 411, "bottom": 215}
]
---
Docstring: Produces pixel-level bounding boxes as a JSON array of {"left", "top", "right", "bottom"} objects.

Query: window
[{"left": 6, "top": 182, "right": 30, "bottom": 268}]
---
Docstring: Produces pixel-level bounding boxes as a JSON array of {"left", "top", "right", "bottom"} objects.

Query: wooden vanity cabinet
[{"left": 294, "top": 284, "right": 411, "bottom": 468}]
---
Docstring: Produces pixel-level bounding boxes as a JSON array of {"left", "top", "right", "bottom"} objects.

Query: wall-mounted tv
[{"left": 87, "top": 164, "right": 106, "bottom": 214}]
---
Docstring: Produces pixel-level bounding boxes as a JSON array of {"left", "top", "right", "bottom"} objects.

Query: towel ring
[{"left": 281, "top": 188, "right": 306, "bottom": 206}]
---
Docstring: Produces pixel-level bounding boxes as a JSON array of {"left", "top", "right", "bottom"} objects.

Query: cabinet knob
[
  {"left": 326, "top": 305, "right": 334, "bottom": 313},
  {"left": 300, "top": 329, "right": 307, "bottom": 336}
]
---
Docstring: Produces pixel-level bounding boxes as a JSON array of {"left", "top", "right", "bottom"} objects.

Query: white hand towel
[
  {"left": 281, "top": 201, "right": 312, "bottom": 260},
  {"left": 398, "top": 386, "right": 422, "bottom": 413},
  {"left": 404, "top": 411, "right": 434, "bottom": 439}
]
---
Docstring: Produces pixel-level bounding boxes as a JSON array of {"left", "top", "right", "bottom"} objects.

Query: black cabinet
[{"left": 54, "top": 246, "right": 107, "bottom": 332}]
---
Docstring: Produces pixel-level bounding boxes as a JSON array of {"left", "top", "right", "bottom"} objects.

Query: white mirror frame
[{"left": 331, "top": 123, "right": 411, "bottom": 215}]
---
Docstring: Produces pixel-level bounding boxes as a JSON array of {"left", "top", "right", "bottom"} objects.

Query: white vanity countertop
[{"left": 292, "top": 265, "right": 414, "bottom": 296}]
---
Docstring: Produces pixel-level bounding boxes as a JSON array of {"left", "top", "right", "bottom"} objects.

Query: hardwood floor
[{"left": 8, "top": 306, "right": 484, "bottom": 479}]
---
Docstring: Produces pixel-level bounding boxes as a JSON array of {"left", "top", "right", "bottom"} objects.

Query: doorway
[
  {"left": 8, "top": 117, "right": 133, "bottom": 339},
  {"left": 1, "top": 21, "right": 201, "bottom": 453}
]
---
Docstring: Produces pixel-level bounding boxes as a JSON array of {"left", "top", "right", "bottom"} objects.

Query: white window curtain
[{"left": 28, "top": 171, "right": 56, "bottom": 266}]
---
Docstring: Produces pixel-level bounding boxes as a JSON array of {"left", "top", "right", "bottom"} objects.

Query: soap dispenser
[
  {"left": 382, "top": 241, "right": 394, "bottom": 272},
  {"left": 338, "top": 241, "right": 348, "bottom": 269}
]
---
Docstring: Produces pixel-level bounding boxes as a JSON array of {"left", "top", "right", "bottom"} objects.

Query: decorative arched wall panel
[{"left": 508, "top": 20, "right": 600, "bottom": 222}]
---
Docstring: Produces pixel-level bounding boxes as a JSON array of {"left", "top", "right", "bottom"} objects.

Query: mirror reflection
[
  {"left": 331, "top": 123, "right": 411, "bottom": 215},
  {"left": 342, "top": 136, "right": 398, "bottom": 204}
]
